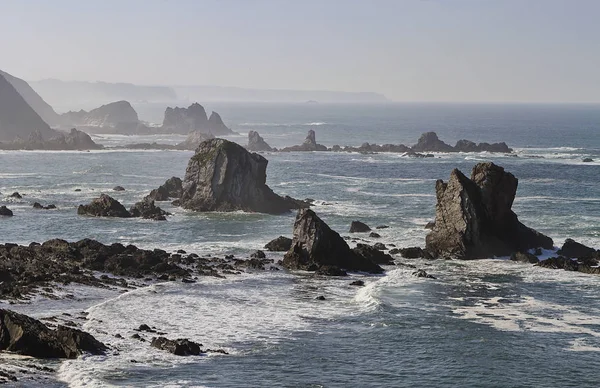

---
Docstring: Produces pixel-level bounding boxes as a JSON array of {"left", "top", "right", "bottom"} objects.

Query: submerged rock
[
  {"left": 145, "top": 177, "right": 183, "bottom": 202},
  {"left": 246, "top": 131, "right": 275, "bottom": 152},
  {"left": 0, "top": 309, "right": 107, "bottom": 358},
  {"left": 425, "top": 162, "right": 553, "bottom": 259},
  {"left": 283, "top": 209, "right": 384, "bottom": 274},
  {"left": 113, "top": 186, "right": 125, "bottom": 191},
  {"left": 264, "top": 236, "right": 293, "bottom": 251},
  {"left": 0, "top": 206, "right": 13, "bottom": 216},
  {"left": 180, "top": 138, "right": 308, "bottom": 214},
  {"left": 77, "top": 194, "right": 131, "bottom": 218},
  {"left": 412, "top": 269, "right": 436, "bottom": 279},
  {"left": 349, "top": 221, "right": 371, "bottom": 233}
]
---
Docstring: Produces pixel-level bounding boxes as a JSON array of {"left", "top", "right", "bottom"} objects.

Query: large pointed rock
[
  {"left": 283, "top": 209, "right": 384, "bottom": 274},
  {"left": 162, "top": 103, "right": 233, "bottom": 135},
  {"left": 280, "top": 130, "right": 327, "bottom": 152},
  {"left": 425, "top": 162, "right": 553, "bottom": 259},
  {"left": 180, "top": 139, "right": 307, "bottom": 214},
  {"left": 77, "top": 194, "right": 131, "bottom": 218},
  {"left": 247, "top": 131, "right": 274, "bottom": 152}
]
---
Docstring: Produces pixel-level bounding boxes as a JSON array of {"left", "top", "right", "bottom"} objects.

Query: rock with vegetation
[
  {"left": 425, "top": 162, "right": 553, "bottom": 259},
  {"left": 180, "top": 138, "right": 308, "bottom": 214}
]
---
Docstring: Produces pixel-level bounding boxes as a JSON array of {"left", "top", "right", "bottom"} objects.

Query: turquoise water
[{"left": 0, "top": 103, "right": 599, "bottom": 387}]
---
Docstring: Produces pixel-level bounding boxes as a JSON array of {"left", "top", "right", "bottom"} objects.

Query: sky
[{"left": 1, "top": 0, "right": 599, "bottom": 103}]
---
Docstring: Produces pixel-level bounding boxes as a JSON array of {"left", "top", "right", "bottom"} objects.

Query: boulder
[
  {"left": 246, "top": 131, "right": 274, "bottom": 152},
  {"left": 557, "top": 239, "right": 598, "bottom": 259},
  {"left": 398, "top": 247, "right": 428, "bottom": 259},
  {"left": 0, "top": 309, "right": 107, "bottom": 358},
  {"left": 0, "top": 206, "right": 13, "bottom": 216},
  {"left": 283, "top": 209, "right": 384, "bottom": 274},
  {"left": 369, "top": 232, "right": 381, "bottom": 238},
  {"left": 264, "top": 236, "right": 293, "bottom": 251},
  {"left": 180, "top": 138, "right": 308, "bottom": 214},
  {"left": 280, "top": 130, "right": 327, "bottom": 152},
  {"left": 129, "top": 198, "right": 169, "bottom": 221},
  {"left": 146, "top": 177, "right": 183, "bottom": 202},
  {"left": 77, "top": 194, "right": 131, "bottom": 218},
  {"left": 151, "top": 337, "right": 202, "bottom": 356},
  {"left": 349, "top": 221, "right": 371, "bottom": 233},
  {"left": 352, "top": 244, "right": 394, "bottom": 265},
  {"left": 425, "top": 162, "right": 553, "bottom": 259}
]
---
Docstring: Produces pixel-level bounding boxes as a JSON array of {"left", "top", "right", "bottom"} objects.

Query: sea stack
[
  {"left": 425, "top": 162, "right": 553, "bottom": 259},
  {"left": 280, "top": 130, "right": 327, "bottom": 152},
  {"left": 180, "top": 138, "right": 307, "bottom": 214},
  {"left": 161, "top": 103, "right": 233, "bottom": 135},
  {"left": 246, "top": 131, "right": 274, "bottom": 152}
]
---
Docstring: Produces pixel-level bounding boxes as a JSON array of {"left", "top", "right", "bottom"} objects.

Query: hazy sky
[{"left": 1, "top": 0, "right": 599, "bottom": 102}]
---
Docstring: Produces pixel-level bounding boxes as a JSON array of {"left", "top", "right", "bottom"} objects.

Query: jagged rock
[
  {"left": 151, "top": 337, "right": 202, "bottom": 356},
  {"left": 510, "top": 252, "right": 539, "bottom": 264},
  {"left": 280, "top": 130, "right": 327, "bottom": 152},
  {"left": 207, "top": 112, "right": 230, "bottom": 135},
  {"left": 454, "top": 139, "right": 512, "bottom": 153},
  {"left": 376, "top": 225, "right": 389, "bottom": 229},
  {"left": 0, "top": 309, "right": 107, "bottom": 358},
  {"left": 264, "top": 236, "right": 293, "bottom": 251},
  {"left": 77, "top": 194, "right": 131, "bottom": 218},
  {"left": 180, "top": 139, "right": 308, "bottom": 214},
  {"left": 32, "top": 202, "right": 56, "bottom": 210},
  {"left": 412, "top": 269, "right": 436, "bottom": 279},
  {"left": 161, "top": 103, "right": 232, "bottom": 135},
  {"left": 557, "top": 238, "right": 597, "bottom": 259},
  {"left": 113, "top": 186, "right": 125, "bottom": 191},
  {"left": 129, "top": 198, "right": 169, "bottom": 221},
  {"left": 10, "top": 192, "right": 22, "bottom": 199},
  {"left": 536, "top": 257, "right": 579, "bottom": 271},
  {"left": 425, "top": 162, "right": 553, "bottom": 259},
  {"left": 176, "top": 130, "right": 215, "bottom": 150},
  {"left": 283, "top": 209, "right": 384, "bottom": 274},
  {"left": 352, "top": 244, "right": 394, "bottom": 265},
  {"left": 412, "top": 132, "right": 454, "bottom": 152},
  {"left": 349, "top": 221, "right": 371, "bottom": 233},
  {"left": 146, "top": 177, "right": 183, "bottom": 202},
  {"left": 0, "top": 206, "right": 13, "bottom": 216},
  {"left": 247, "top": 131, "right": 274, "bottom": 152}
]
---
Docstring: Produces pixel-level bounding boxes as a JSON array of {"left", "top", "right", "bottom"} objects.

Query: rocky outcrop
[
  {"left": 0, "top": 70, "right": 61, "bottom": 126},
  {"left": 349, "top": 221, "right": 371, "bottom": 233},
  {"left": 352, "top": 244, "right": 394, "bottom": 265},
  {"left": 0, "top": 309, "right": 107, "bottom": 358},
  {"left": 0, "top": 128, "right": 102, "bottom": 150},
  {"left": 247, "top": 131, "right": 275, "bottom": 152},
  {"left": 145, "top": 177, "right": 183, "bottom": 202},
  {"left": 557, "top": 239, "right": 598, "bottom": 259},
  {"left": 62, "top": 100, "right": 143, "bottom": 134},
  {"left": 283, "top": 209, "right": 384, "bottom": 274},
  {"left": 264, "top": 236, "right": 292, "bottom": 251},
  {"left": 129, "top": 198, "right": 169, "bottom": 221},
  {"left": 151, "top": 337, "right": 202, "bottom": 356},
  {"left": 33, "top": 202, "right": 56, "bottom": 210},
  {"left": 180, "top": 139, "right": 308, "bottom": 214},
  {"left": 412, "top": 132, "right": 455, "bottom": 152},
  {"left": 0, "top": 206, "right": 13, "bottom": 216},
  {"left": 454, "top": 139, "right": 511, "bottom": 153},
  {"left": 425, "top": 162, "right": 553, "bottom": 259},
  {"left": 536, "top": 256, "right": 600, "bottom": 275},
  {"left": 161, "top": 103, "right": 233, "bottom": 135},
  {"left": 78, "top": 194, "right": 131, "bottom": 218},
  {"left": 0, "top": 73, "right": 59, "bottom": 142},
  {"left": 176, "top": 130, "right": 215, "bottom": 150},
  {"left": 280, "top": 130, "right": 327, "bottom": 152}
]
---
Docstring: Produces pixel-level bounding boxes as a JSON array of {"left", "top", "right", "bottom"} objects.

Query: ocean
[{"left": 1, "top": 103, "right": 599, "bottom": 387}]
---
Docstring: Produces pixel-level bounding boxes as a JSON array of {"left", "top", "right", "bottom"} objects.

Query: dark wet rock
[
  {"left": 425, "top": 221, "right": 435, "bottom": 230},
  {"left": 264, "top": 236, "right": 292, "bottom": 252},
  {"left": 0, "top": 206, "right": 13, "bottom": 216},
  {"left": 369, "top": 232, "right": 381, "bottom": 238},
  {"left": 151, "top": 337, "right": 202, "bottom": 356},
  {"left": 398, "top": 247, "right": 429, "bottom": 259},
  {"left": 314, "top": 265, "right": 347, "bottom": 276},
  {"left": 280, "top": 130, "right": 327, "bottom": 152},
  {"left": 352, "top": 244, "right": 394, "bottom": 265},
  {"left": 373, "top": 242, "right": 387, "bottom": 251},
  {"left": 176, "top": 130, "right": 215, "bottom": 150},
  {"left": 131, "top": 333, "right": 145, "bottom": 341},
  {"left": 582, "top": 158, "right": 593, "bottom": 163},
  {"left": 180, "top": 138, "right": 308, "bottom": 214},
  {"left": 0, "top": 309, "right": 107, "bottom": 358},
  {"left": 510, "top": 252, "right": 539, "bottom": 264},
  {"left": 388, "top": 248, "right": 400, "bottom": 255},
  {"left": 32, "top": 202, "right": 56, "bottom": 210},
  {"left": 10, "top": 192, "right": 22, "bottom": 199},
  {"left": 349, "top": 221, "right": 371, "bottom": 233},
  {"left": 250, "top": 250, "right": 266, "bottom": 259},
  {"left": 78, "top": 194, "right": 131, "bottom": 218},
  {"left": 146, "top": 177, "right": 183, "bottom": 202},
  {"left": 412, "top": 132, "right": 454, "bottom": 152},
  {"left": 74, "top": 189, "right": 82, "bottom": 192},
  {"left": 315, "top": 295, "right": 326, "bottom": 301},
  {"left": 33, "top": 202, "right": 43, "bottom": 209},
  {"left": 412, "top": 269, "right": 436, "bottom": 279},
  {"left": 425, "top": 162, "right": 553, "bottom": 259},
  {"left": 375, "top": 225, "right": 389, "bottom": 229},
  {"left": 247, "top": 130, "right": 275, "bottom": 152},
  {"left": 536, "top": 257, "right": 580, "bottom": 271},
  {"left": 136, "top": 324, "right": 156, "bottom": 333},
  {"left": 349, "top": 280, "right": 365, "bottom": 287},
  {"left": 129, "top": 198, "right": 169, "bottom": 221},
  {"left": 113, "top": 186, "right": 125, "bottom": 191},
  {"left": 283, "top": 209, "right": 384, "bottom": 274},
  {"left": 557, "top": 239, "right": 598, "bottom": 259}
]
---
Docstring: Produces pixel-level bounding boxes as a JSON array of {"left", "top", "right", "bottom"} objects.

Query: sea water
[{"left": 0, "top": 103, "right": 599, "bottom": 387}]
